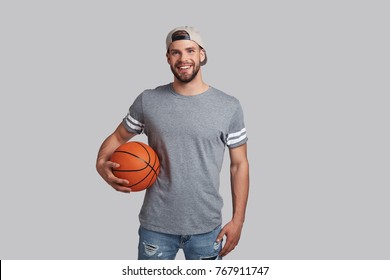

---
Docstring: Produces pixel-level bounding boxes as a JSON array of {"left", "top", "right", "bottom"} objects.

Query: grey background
[{"left": 1, "top": 0, "right": 389, "bottom": 259}]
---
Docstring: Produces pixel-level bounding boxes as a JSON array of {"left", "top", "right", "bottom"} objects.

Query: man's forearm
[{"left": 230, "top": 160, "right": 249, "bottom": 223}]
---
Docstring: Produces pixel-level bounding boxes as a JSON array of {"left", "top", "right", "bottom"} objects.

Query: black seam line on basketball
[
  {"left": 113, "top": 165, "right": 159, "bottom": 173},
  {"left": 112, "top": 163, "right": 159, "bottom": 176},
  {"left": 113, "top": 151, "right": 159, "bottom": 177},
  {"left": 113, "top": 165, "right": 156, "bottom": 188},
  {"left": 136, "top": 142, "right": 161, "bottom": 177},
  {"left": 131, "top": 168, "right": 157, "bottom": 189},
  {"left": 128, "top": 169, "right": 156, "bottom": 188},
  {"left": 114, "top": 142, "right": 159, "bottom": 176},
  {"left": 136, "top": 142, "right": 161, "bottom": 176},
  {"left": 118, "top": 159, "right": 158, "bottom": 188},
  {"left": 114, "top": 150, "right": 154, "bottom": 170}
]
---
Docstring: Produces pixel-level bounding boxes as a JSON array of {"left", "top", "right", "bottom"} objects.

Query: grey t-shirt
[{"left": 123, "top": 83, "right": 247, "bottom": 235}]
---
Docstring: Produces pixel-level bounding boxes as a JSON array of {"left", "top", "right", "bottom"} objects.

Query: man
[{"left": 96, "top": 26, "right": 249, "bottom": 260}]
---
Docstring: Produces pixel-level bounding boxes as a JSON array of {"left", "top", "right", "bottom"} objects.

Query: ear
[
  {"left": 166, "top": 52, "right": 171, "bottom": 64},
  {"left": 200, "top": 49, "right": 206, "bottom": 63}
]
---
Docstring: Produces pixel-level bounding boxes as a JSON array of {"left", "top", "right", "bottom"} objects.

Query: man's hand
[
  {"left": 97, "top": 159, "right": 132, "bottom": 193},
  {"left": 216, "top": 219, "right": 244, "bottom": 257},
  {"left": 96, "top": 123, "right": 136, "bottom": 193}
]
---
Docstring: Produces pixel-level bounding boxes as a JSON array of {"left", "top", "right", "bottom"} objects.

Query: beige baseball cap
[{"left": 166, "top": 26, "right": 207, "bottom": 65}]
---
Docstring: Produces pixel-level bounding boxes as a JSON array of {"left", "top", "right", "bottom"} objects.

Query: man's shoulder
[
  {"left": 209, "top": 86, "right": 241, "bottom": 105},
  {"left": 142, "top": 83, "right": 171, "bottom": 95}
]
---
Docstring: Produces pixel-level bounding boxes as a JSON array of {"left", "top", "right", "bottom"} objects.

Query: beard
[{"left": 170, "top": 61, "right": 201, "bottom": 83}]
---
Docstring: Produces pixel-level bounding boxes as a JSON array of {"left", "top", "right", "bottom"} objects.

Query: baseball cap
[{"left": 166, "top": 26, "right": 207, "bottom": 66}]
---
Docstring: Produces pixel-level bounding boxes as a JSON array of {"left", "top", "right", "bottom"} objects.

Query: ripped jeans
[{"left": 138, "top": 225, "right": 222, "bottom": 260}]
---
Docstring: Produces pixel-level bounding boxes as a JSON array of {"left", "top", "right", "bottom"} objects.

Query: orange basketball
[{"left": 110, "top": 141, "right": 160, "bottom": 192}]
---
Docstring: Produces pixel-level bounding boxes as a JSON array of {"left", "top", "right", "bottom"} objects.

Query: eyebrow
[{"left": 169, "top": 46, "right": 198, "bottom": 52}]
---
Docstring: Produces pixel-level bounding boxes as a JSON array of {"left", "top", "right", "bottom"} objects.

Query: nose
[{"left": 179, "top": 52, "right": 190, "bottom": 63}]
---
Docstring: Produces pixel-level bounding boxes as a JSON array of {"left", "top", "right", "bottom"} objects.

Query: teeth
[{"left": 180, "top": 66, "right": 190, "bottom": 69}]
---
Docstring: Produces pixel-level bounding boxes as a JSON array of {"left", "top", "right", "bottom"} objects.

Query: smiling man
[
  {"left": 167, "top": 28, "right": 206, "bottom": 84},
  {"left": 96, "top": 26, "right": 249, "bottom": 260}
]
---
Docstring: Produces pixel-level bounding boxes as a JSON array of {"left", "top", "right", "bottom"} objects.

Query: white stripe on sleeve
[
  {"left": 226, "top": 128, "right": 247, "bottom": 146},
  {"left": 125, "top": 114, "right": 144, "bottom": 132}
]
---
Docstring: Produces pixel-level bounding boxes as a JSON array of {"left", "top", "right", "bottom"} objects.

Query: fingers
[
  {"left": 106, "top": 161, "right": 120, "bottom": 171},
  {"left": 216, "top": 227, "right": 226, "bottom": 244},
  {"left": 219, "top": 236, "right": 238, "bottom": 257},
  {"left": 109, "top": 175, "right": 131, "bottom": 193},
  {"left": 104, "top": 161, "right": 132, "bottom": 193},
  {"left": 217, "top": 222, "right": 242, "bottom": 257},
  {"left": 113, "top": 184, "right": 133, "bottom": 193}
]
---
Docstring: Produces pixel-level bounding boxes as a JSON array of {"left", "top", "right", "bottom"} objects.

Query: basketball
[{"left": 110, "top": 141, "right": 160, "bottom": 192}]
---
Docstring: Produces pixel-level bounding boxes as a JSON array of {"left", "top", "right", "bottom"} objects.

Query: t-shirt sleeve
[
  {"left": 122, "top": 93, "right": 145, "bottom": 134},
  {"left": 226, "top": 102, "right": 248, "bottom": 148}
]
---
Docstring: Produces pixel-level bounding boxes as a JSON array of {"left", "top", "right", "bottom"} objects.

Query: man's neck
[{"left": 172, "top": 75, "right": 209, "bottom": 96}]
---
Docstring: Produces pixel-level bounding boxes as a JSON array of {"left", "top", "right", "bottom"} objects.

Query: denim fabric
[{"left": 138, "top": 225, "right": 222, "bottom": 260}]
